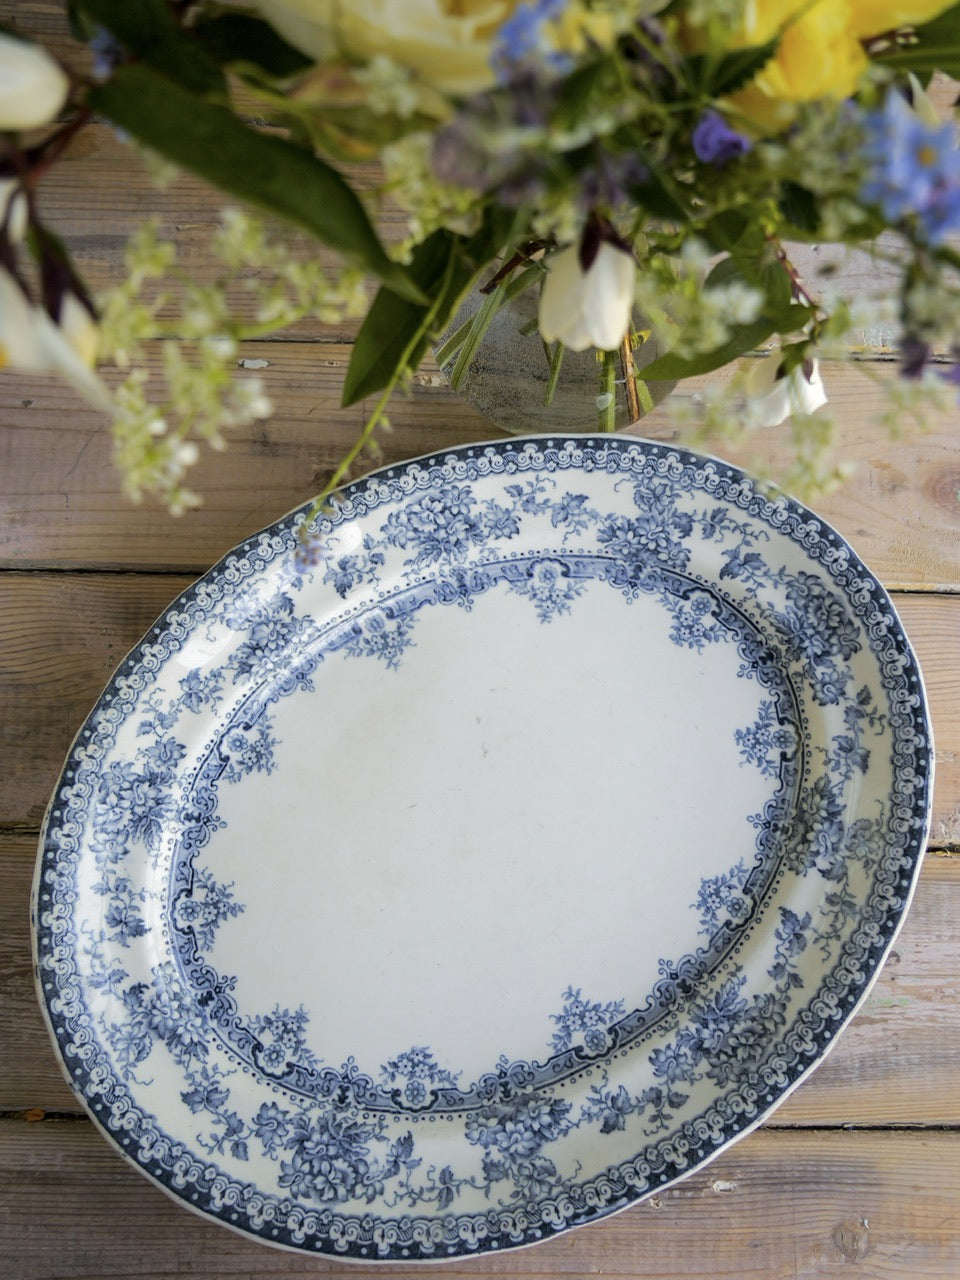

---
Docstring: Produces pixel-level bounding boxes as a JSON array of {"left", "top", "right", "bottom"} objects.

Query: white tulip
[
  {"left": 57, "top": 292, "right": 100, "bottom": 368},
  {"left": 538, "top": 241, "right": 635, "bottom": 352},
  {"left": 0, "top": 33, "right": 69, "bottom": 130},
  {"left": 741, "top": 350, "right": 827, "bottom": 427},
  {"left": 0, "top": 178, "right": 28, "bottom": 242},
  {"left": 0, "top": 270, "right": 113, "bottom": 413}
]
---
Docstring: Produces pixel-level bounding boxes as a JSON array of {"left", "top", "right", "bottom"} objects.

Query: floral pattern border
[{"left": 34, "top": 436, "right": 932, "bottom": 1261}]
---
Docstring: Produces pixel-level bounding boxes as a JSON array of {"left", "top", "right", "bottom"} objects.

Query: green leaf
[
  {"left": 699, "top": 210, "right": 765, "bottom": 257},
  {"left": 342, "top": 232, "right": 463, "bottom": 406},
  {"left": 550, "top": 55, "right": 619, "bottom": 133},
  {"left": 75, "top": 0, "right": 226, "bottom": 97},
  {"left": 704, "top": 257, "right": 747, "bottom": 289},
  {"left": 705, "top": 251, "right": 792, "bottom": 310},
  {"left": 89, "top": 65, "right": 423, "bottom": 303},
  {"left": 432, "top": 260, "right": 541, "bottom": 368},
  {"left": 629, "top": 165, "right": 692, "bottom": 223},
  {"left": 779, "top": 183, "right": 820, "bottom": 236},
  {"left": 759, "top": 258, "right": 793, "bottom": 311},
  {"left": 687, "top": 40, "right": 777, "bottom": 97},
  {"left": 933, "top": 243, "right": 960, "bottom": 272},
  {"left": 708, "top": 41, "right": 777, "bottom": 95},
  {"left": 639, "top": 305, "right": 814, "bottom": 381},
  {"left": 65, "top": 1, "right": 98, "bottom": 43},
  {"left": 191, "top": 13, "right": 314, "bottom": 79},
  {"left": 342, "top": 209, "right": 514, "bottom": 405},
  {"left": 872, "top": 2, "right": 960, "bottom": 78}
]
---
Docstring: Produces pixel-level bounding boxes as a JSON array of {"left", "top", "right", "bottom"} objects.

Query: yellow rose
[{"left": 254, "top": 0, "right": 518, "bottom": 96}]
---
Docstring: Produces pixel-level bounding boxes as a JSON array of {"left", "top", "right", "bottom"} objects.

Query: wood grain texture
[
  {"left": 1, "top": 576, "right": 955, "bottom": 836},
  {"left": 2, "top": 7, "right": 959, "bottom": 1277},
  {"left": 0, "top": 574, "right": 196, "bottom": 830},
  {"left": 3, "top": 353, "right": 960, "bottom": 584},
  {"left": 25, "top": 120, "right": 914, "bottom": 342},
  {"left": 6, "top": 838, "right": 960, "bottom": 1121},
  {"left": 1, "top": 1120, "right": 958, "bottom": 1279}
]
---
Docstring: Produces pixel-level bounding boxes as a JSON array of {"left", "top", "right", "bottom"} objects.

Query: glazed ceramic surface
[{"left": 34, "top": 437, "right": 932, "bottom": 1261}]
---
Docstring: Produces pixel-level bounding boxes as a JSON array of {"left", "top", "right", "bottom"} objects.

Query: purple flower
[{"left": 692, "top": 111, "right": 750, "bottom": 167}]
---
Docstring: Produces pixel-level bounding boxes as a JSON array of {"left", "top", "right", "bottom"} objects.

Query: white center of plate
[{"left": 203, "top": 578, "right": 775, "bottom": 1084}]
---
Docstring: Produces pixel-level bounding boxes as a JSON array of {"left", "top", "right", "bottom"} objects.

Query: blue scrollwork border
[{"left": 33, "top": 436, "right": 932, "bottom": 1261}]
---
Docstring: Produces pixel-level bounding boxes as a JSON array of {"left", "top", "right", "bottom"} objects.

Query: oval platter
[{"left": 33, "top": 435, "right": 933, "bottom": 1261}]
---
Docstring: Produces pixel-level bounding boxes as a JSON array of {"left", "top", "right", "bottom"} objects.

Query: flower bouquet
[{"left": 3, "top": 0, "right": 960, "bottom": 523}]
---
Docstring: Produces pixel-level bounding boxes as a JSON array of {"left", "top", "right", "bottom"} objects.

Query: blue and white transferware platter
[{"left": 34, "top": 436, "right": 932, "bottom": 1261}]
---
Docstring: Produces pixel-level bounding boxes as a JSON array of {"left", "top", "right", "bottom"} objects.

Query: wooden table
[{"left": 2, "top": 6, "right": 960, "bottom": 1277}]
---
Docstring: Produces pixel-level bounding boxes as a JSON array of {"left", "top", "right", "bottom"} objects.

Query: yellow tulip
[
  {"left": 724, "top": 1, "right": 865, "bottom": 129},
  {"left": 752, "top": 2, "right": 868, "bottom": 103}
]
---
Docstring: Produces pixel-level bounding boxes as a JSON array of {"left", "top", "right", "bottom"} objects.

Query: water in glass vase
[{"left": 435, "top": 272, "right": 675, "bottom": 434}]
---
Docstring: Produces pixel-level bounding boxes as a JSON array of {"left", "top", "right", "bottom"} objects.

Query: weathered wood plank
[
  {"left": 1, "top": 1121, "right": 958, "bottom": 1278},
  {"left": 0, "top": 574, "right": 196, "bottom": 830},
  {"left": 6, "top": 830, "right": 959, "bottom": 1121},
  {"left": 0, "top": 346, "right": 495, "bottom": 572},
  {"left": 774, "top": 851, "right": 960, "bottom": 1125},
  {"left": 2, "top": 352, "right": 960, "bottom": 584},
  {"left": 897, "top": 595, "right": 960, "bottom": 849},
  {"left": 1, "top": 575, "right": 955, "bottom": 835},
  {"left": 29, "top": 121, "right": 911, "bottom": 344},
  {"left": 35, "top": 125, "right": 394, "bottom": 339}
]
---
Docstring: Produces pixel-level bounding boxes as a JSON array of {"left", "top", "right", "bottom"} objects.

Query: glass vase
[{"left": 435, "top": 273, "right": 675, "bottom": 434}]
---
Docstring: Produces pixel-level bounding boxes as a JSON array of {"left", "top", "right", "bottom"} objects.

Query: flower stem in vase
[{"left": 435, "top": 269, "right": 674, "bottom": 435}]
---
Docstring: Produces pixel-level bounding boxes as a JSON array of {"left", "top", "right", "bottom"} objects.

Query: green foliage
[
  {"left": 343, "top": 209, "right": 516, "bottom": 405},
  {"left": 871, "top": 2, "right": 960, "bottom": 79},
  {"left": 74, "top": 0, "right": 226, "bottom": 97},
  {"left": 687, "top": 40, "right": 778, "bottom": 97},
  {"left": 778, "top": 183, "right": 821, "bottom": 237},
  {"left": 641, "top": 304, "right": 814, "bottom": 381},
  {"left": 9, "top": 0, "right": 960, "bottom": 509},
  {"left": 190, "top": 13, "right": 314, "bottom": 79}
]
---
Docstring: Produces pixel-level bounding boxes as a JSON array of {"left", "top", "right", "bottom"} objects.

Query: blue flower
[
  {"left": 255, "top": 1040, "right": 289, "bottom": 1076},
  {"left": 465, "top": 1093, "right": 572, "bottom": 1160},
  {"left": 692, "top": 111, "right": 750, "bottom": 166},
  {"left": 252, "top": 1102, "right": 290, "bottom": 1155},
  {"left": 181, "top": 1079, "right": 229, "bottom": 1114},
  {"left": 778, "top": 572, "right": 860, "bottom": 666},
  {"left": 693, "top": 861, "right": 750, "bottom": 936},
  {"left": 861, "top": 92, "right": 960, "bottom": 245},
  {"left": 482, "top": 499, "right": 522, "bottom": 540},
  {"left": 550, "top": 985, "right": 625, "bottom": 1053},
  {"left": 649, "top": 1037, "right": 699, "bottom": 1086},
  {"left": 381, "top": 483, "right": 483, "bottom": 566},
  {"left": 94, "top": 760, "right": 176, "bottom": 855},
  {"left": 491, "top": 0, "right": 569, "bottom": 81},
  {"left": 104, "top": 898, "right": 148, "bottom": 944},
  {"left": 143, "top": 736, "right": 186, "bottom": 769}
]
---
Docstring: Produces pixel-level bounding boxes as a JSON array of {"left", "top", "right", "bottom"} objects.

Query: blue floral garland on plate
[{"left": 34, "top": 436, "right": 932, "bottom": 1260}]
